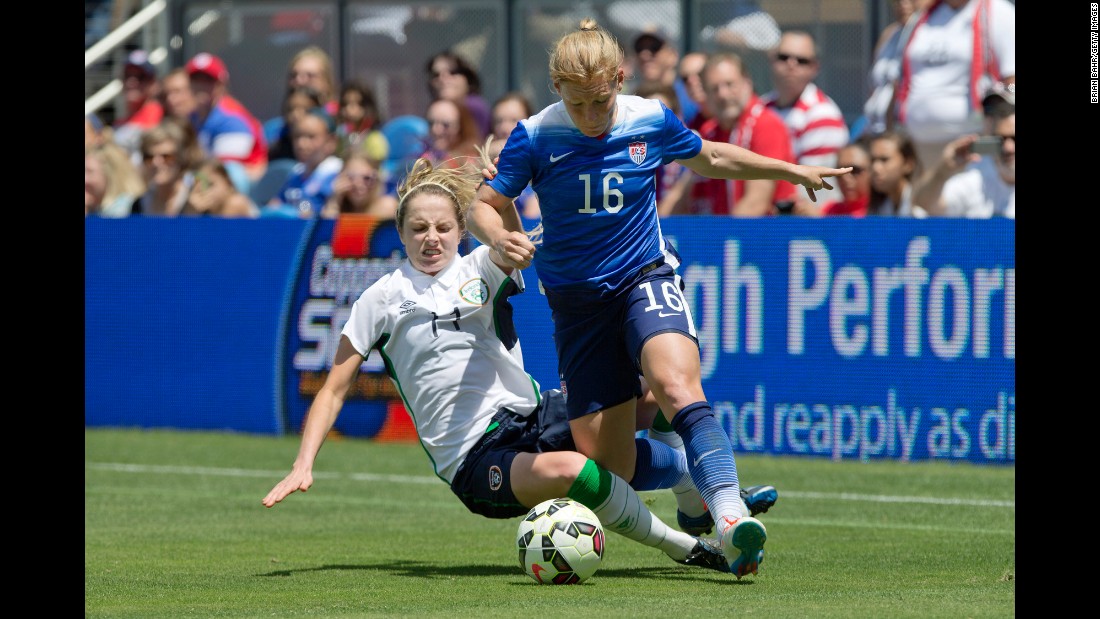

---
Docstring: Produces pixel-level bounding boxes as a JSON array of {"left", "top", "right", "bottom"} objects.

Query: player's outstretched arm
[
  {"left": 262, "top": 336, "right": 363, "bottom": 508},
  {"left": 683, "top": 139, "right": 852, "bottom": 202}
]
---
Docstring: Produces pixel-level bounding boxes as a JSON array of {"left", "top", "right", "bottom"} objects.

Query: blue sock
[
  {"left": 670, "top": 402, "right": 744, "bottom": 530},
  {"left": 629, "top": 438, "right": 691, "bottom": 492}
]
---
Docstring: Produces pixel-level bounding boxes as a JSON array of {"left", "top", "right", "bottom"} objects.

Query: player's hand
[
  {"left": 481, "top": 156, "right": 501, "bottom": 182},
  {"left": 791, "top": 165, "right": 851, "bottom": 202},
  {"left": 262, "top": 469, "right": 314, "bottom": 508},
  {"left": 493, "top": 230, "right": 536, "bottom": 269}
]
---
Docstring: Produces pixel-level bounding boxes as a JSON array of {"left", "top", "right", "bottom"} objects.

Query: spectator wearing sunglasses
[
  {"left": 761, "top": 31, "right": 848, "bottom": 205},
  {"left": 321, "top": 151, "right": 398, "bottom": 220},
  {"left": 418, "top": 97, "right": 482, "bottom": 171},
  {"left": 913, "top": 85, "right": 1014, "bottom": 218},
  {"left": 678, "top": 52, "right": 710, "bottom": 131},
  {"left": 131, "top": 118, "right": 203, "bottom": 216},
  {"left": 425, "top": 51, "right": 490, "bottom": 140},
  {"left": 631, "top": 29, "right": 700, "bottom": 127}
]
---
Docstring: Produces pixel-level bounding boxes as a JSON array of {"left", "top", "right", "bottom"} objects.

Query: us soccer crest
[{"left": 629, "top": 141, "right": 647, "bottom": 165}]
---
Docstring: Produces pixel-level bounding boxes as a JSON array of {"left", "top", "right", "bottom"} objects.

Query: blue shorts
[
  {"left": 545, "top": 260, "right": 699, "bottom": 420},
  {"left": 450, "top": 389, "right": 574, "bottom": 519}
]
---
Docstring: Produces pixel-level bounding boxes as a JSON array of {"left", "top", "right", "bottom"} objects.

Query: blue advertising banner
[
  {"left": 86, "top": 217, "right": 1013, "bottom": 464},
  {"left": 659, "top": 217, "right": 1014, "bottom": 464}
]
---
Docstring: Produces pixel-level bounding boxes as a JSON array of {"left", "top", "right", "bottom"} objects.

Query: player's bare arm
[
  {"left": 469, "top": 184, "right": 535, "bottom": 270},
  {"left": 683, "top": 139, "right": 852, "bottom": 202},
  {"left": 262, "top": 336, "right": 362, "bottom": 508}
]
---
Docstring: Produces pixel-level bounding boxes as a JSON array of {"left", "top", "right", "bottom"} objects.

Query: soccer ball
[{"left": 516, "top": 498, "right": 604, "bottom": 584}]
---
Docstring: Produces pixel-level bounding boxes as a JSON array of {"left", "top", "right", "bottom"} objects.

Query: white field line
[{"left": 86, "top": 462, "right": 1014, "bottom": 509}]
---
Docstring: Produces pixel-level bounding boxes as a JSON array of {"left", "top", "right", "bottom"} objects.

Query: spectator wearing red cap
[
  {"left": 113, "top": 49, "right": 165, "bottom": 165},
  {"left": 186, "top": 52, "right": 269, "bottom": 182}
]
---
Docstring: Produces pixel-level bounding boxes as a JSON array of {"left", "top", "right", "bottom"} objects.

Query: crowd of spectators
[{"left": 85, "top": 0, "right": 1014, "bottom": 221}]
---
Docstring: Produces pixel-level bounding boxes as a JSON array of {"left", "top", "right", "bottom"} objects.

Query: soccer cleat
[
  {"left": 742, "top": 485, "right": 778, "bottom": 516},
  {"left": 676, "top": 485, "right": 779, "bottom": 536},
  {"left": 673, "top": 536, "right": 730, "bottom": 573},
  {"left": 720, "top": 516, "right": 767, "bottom": 579},
  {"left": 677, "top": 509, "right": 716, "bottom": 536}
]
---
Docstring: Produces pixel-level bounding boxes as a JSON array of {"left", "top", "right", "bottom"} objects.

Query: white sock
[
  {"left": 591, "top": 472, "right": 698, "bottom": 561},
  {"left": 649, "top": 427, "right": 708, "bottom": 518}
]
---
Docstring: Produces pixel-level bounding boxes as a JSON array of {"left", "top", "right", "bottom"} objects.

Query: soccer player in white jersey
[
  {"left": 262, "top": 156, "right": 778, "bottom": 574},
  {"left": 467, "top": 19, "right": 849, "bottom": 578}
]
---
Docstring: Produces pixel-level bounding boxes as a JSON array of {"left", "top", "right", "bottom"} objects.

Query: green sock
[
  {"left": 568, "top": 459, "right": 695, "bottom": 560},
  {"left": 567, "top": 458, "right": 612, "bottom": 508},
  {"left": 651, "top": 409, "right": 675, "bottom": 433}
]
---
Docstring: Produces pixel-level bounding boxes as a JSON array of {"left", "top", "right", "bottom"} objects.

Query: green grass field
[{"left": 85, "top": 428, "right": 1014, "bottom": 618}]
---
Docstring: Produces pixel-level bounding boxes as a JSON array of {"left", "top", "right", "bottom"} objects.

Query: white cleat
[{"left": 719, "top": 516, "right": 767, "bottom": 579}]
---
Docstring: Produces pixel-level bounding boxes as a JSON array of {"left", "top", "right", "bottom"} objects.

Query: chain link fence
[{"left": 90, "top": 0, "right": 884, "bottom": 128}]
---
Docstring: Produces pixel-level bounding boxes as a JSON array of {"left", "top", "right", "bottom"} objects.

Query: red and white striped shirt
[{"left": 761, "top": 83, "right": 848, "bottom": 169}]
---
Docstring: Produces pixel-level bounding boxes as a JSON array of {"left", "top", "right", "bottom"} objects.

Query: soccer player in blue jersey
[{"left": 467, "top": 19, "right": 850, "bottom": 578}]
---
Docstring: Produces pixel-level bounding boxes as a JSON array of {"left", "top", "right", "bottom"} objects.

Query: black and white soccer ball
[{"left": 516, "top": 498, "right": 604, "bottom": 584}]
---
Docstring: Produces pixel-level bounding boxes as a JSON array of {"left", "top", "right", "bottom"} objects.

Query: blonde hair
[
  {"left": 395, "top": 142, "right": 544, "bottom": 246},
  {"left": 288, "top": 46, "right": 336, "bottom": 102},
  {"left": 548, "top": 19, "right": 624, "bottom": 88},
  {"left": 88, "top": 142, "right": 145, "bottom": 204},
  {"left": 141, "top": 118, "right": 203, "bottom": 172},
  {"left": 396, "top": 158, "right": 479, "bottom": 232}
]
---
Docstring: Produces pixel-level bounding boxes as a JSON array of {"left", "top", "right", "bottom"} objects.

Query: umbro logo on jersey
[
  {"left": 549, "top": 151, "right": 575, "bottom": 162},
  {"left": 399, "top": 300, "right": 417, "bottom": 315},
  {"left": 629, "top": 141, "right": 647, "bottom": 165}
]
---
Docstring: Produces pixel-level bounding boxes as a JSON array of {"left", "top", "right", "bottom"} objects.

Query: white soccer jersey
[{"left": 341, "top": 245, "right": 541, "bottom": 483}]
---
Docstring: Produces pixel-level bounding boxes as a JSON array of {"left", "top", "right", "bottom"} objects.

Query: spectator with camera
[{"left": 913, "top": 85, "right": 1014, "bottom": 218}]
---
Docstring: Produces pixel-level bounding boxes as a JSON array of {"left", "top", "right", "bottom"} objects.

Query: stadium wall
[{"left": 85, "top": 217, "right": 1014, "bottom": 465}]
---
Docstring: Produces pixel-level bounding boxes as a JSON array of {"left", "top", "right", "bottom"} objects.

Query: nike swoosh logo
[
  {"left": 658, "top": 312, "right": 681, "bottom": 318},
  {"left": 549, "top": 151, "right": 575, "bottom": 162},
  {"left": 693, "top": 449, "right": 720, "bottom": 467}
]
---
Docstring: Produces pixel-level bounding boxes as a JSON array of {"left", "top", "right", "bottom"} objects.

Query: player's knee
[{"left": 548, "top": 451, "right": 590, "bottom": 492}]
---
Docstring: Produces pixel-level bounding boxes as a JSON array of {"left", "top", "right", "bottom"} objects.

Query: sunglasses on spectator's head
[{"left": 774, "top": 53, "right": 814, "bottom": 66}]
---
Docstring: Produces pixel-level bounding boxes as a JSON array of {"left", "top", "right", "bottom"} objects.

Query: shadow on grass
[{"left": 258, "top": 562, "right": 752, "bottom": 584}]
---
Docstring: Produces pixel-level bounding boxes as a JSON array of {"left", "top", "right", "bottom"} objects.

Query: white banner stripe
[{"left": 85, "top": 462, "right": 1014, "bottom": 508}]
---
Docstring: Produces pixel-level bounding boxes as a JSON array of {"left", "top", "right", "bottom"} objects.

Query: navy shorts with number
[
  {"left": 450, "top": 389, "right": 574, "bottom": 519},
  {"left": 545, "top": 260, "right": 699, "bottom": 421}
]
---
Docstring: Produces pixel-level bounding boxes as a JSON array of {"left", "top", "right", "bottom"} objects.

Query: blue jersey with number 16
[{"left": 487, "top": 95, "right": 702, "bottom": 301}]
